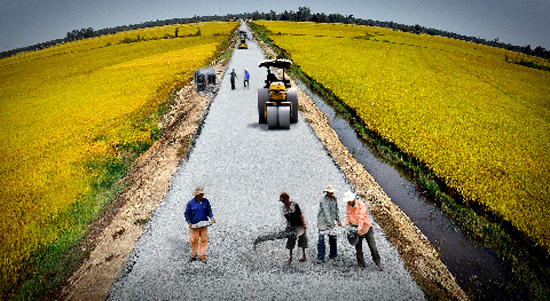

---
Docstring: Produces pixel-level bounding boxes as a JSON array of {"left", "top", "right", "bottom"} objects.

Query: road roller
[
  {"left": 238, "top": 30, "right": 248, "bottom": 49},
  {"left": 257, "top": 59, "right": 298, "bottom": 129}
]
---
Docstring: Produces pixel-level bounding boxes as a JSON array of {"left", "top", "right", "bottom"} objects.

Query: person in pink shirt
[{"left": 343, "top": 191, "right": 383, "bottom": 270}]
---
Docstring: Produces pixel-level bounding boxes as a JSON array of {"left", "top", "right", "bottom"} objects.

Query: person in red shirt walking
[{"left": 343, "top": 191, "right": 383, "bottom": 270}]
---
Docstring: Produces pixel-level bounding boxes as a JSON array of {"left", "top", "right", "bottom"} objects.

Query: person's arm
[
  {"left": 357, "top": 202, "right": 370, "bottom": 235},
  {"left": 206, "top": 200, "right": 216, "bottom": 223},
  {"left": 332, "top": 201, "right": 341, "bottom": 228},
  {"left": 300, "top": 214, "right": 307, "bottom": 229},
  {"left": 184, "top": 202, "right": 193, "bottom": 228},
  {"left": 319, "top": 200, "right": 330, "bottom": 228}
]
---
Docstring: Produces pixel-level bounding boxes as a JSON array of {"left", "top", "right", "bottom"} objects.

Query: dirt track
[{"left": 57, "top": 24, "right": 468, "bottom": 301}]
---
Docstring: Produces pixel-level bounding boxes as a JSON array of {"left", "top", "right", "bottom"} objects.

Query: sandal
[{"left": 298, "top": 257, "right": 307, "bottom": 262}]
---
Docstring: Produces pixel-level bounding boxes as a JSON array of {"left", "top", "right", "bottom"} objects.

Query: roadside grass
[
  {"left": 250, "top": 21, "right": 550, "bottom": 300},
  {"left": 0, "top": 21, "right": 237, "bottom": 300}
]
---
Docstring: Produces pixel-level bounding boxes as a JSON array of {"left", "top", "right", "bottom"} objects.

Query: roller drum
[
  {"left": 267, "top": 106, "right": 278, "bottom": 129},
  {"left": 258, "top": 88, "right": 269, "bottom": 123},
  {"left": 287, "top": 87, "right": 299, "bottom": 123},
  {"left": 278, "top": 106, "right": 291, "bottom": 129}
]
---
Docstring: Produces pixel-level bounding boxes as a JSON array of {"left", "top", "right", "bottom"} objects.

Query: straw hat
[
  {"left": 342, "top": 191, "right": 356, "bottom": 203},
  {"left": 323, "top": 184, "right": 336, "bottom": 193},
  {"left": 193, "top": 186, "right": 206, "bottom": 196}
]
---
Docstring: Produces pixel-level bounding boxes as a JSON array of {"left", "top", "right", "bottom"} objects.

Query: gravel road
[{"left": 107, "top": 23, "right": 425, "bottom": 301}]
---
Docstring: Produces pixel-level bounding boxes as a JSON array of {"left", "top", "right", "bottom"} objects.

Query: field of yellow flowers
[
  {"left": 254, "top": 21, "right": 550, "bottom": 250},
  {"left": 0, "top": 21, "right": 237, "bottom": 295}
]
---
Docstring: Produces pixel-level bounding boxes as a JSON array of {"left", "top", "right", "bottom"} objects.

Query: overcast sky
[{"left": 1, "top": 0, "right": 549, "bottom": 53}]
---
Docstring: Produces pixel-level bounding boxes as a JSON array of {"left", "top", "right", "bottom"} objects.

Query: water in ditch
[{"left": 296, "top": 80, "right": 526, "bottom": 300}]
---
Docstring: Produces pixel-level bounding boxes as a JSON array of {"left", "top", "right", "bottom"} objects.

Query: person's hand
[
  {"left": 189, "top": 223, "right": 193, "bottom": 229},
  {"left": 211, "top": 218, "right": 216, "bottom": 223},
  {"left": 304, "top": 224, "right": 307, "bottom": 229},
  {"left": 357, "top": 229, "right": 362, "bottom": 235},
  {"left": 337, "top": 221, "right": 342, "bottom": 227}
]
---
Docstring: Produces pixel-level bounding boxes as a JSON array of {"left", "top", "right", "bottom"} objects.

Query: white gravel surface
[{"left": 107, "top": 23, "right": 425, "bottom": 301}]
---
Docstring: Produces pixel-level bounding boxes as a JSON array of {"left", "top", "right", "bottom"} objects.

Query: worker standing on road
[
  {"left": 185, "top": 187, "right": 216, "bottom": 263},
  {"left": 244, "top": 69, "right": 250, "bottom": 88},
  {"left": 317, "top": 185, "right": 342, "bottom": 262},
  {"left": 343, "top": 191, "right": 383, "bottom": 270},
  {"left": 230, "top": 69, "right": 237, "bottom": 90},
  {"left": 279, "top": 192, "right": 308, "bottom": 263}
]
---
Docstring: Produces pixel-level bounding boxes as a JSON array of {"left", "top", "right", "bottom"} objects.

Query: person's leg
[
  {"left": 317, "top": 231, "right": 326, "bottom": 260},
  {"left": 365, "top": 227, "right": 381, "bottom": 265},
  {"left": 297, "top": 232, "right": 308, "bottom": 261},
  {"left": 328, "top": 235, "right": 337, "bottom": 259},
  {"left": 286, "top": 237, "right": 296, "bottom": 262},
  {"left": 189, "top": 228, "right": 199, "bottom": 259},
  {"left": 289, "top": 249, "right": 293, "bottom": 262},
  {"left": 355, "top": 236, "right": 366, "bottom": 268},
  {"left": 198, "top": 228, "right": 209, "bottom": 259}
]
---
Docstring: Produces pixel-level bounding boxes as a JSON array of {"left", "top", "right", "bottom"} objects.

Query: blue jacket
[{"left": 185, "top": 197, "right": 214, "bottom": 224}]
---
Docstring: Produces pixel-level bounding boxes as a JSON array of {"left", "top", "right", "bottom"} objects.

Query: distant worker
[
  {"left": 185, "top": 187, "right": 216, "bottom": 263},
  {"left": 317, "top": 185, "right": 341, "bottom": 262},
  {"left": 244, "top": 69, "right": 250, "bottom": 88},
  {"left": 279, "top": 192, "right": 308, "bottom": 263},
  {"left": 230, "top": 69, "right": 237, "bottom": 90},
  {"left": 343, "top": 191, "right": 383, "bottom": 270}
]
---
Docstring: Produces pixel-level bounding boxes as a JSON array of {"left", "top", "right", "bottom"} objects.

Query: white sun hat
[{"left": 342, "top": 191, "right": 356, "bottom": 203}]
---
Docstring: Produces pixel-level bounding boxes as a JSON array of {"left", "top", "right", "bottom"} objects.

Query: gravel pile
[{"left": 107, "top": 23, "right": 425, "bottom": 301}]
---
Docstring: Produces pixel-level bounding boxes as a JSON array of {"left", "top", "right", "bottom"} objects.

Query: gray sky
[{"left": 1, "top": 0, "right": 549, "bottom": 53}]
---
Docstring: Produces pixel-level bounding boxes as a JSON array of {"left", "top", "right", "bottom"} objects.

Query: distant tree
[
  {"left": 524, "top": 45, "right": 532, "bottom": 55},
  {"left": 268, "top": 10, "right": 277, "bottom": 20},
  {"left": 297, "top": 7, "right": 311, "bottom": 22}
]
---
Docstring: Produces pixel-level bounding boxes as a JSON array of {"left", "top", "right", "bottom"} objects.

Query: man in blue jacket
[
  {"left": 244, "top": 69, "right": 250, "bottom": 88},
  {"left": 185, "top": 187, "right": 216, "bottom": 263}
]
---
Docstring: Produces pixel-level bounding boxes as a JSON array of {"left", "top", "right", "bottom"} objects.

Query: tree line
[{"left": 2, "top": 7, "right": 549, "bottom": 60}]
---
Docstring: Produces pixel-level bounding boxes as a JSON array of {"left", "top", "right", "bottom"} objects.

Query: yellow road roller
[
  {"left": 238, "top": 30, "right": 248, "bottom": 49},
  {"left": 257, "top": 59, "right": 298, "bottom": 129}
]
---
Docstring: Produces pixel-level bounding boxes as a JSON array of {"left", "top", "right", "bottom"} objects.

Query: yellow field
[
  {"left": 0, "top": 21, "right": 237, "bottom": 291},
  {"left": 254, "top": 21, "right": 550, "bottom": 249}
]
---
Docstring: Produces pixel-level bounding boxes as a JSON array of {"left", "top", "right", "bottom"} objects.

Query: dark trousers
[
  {"left": 317, "top": 230, "right": 337, "bottom": 260},
  {"left": 356, "top": 227, "right": 380, "bottom": 267},
  {"left": 231, "top": 80, "right": 235, "bottom": 90}
]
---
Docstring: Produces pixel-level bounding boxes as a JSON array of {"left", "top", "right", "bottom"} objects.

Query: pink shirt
[{"left": 345, "top": 200, "right": 372, "bottom": 234}]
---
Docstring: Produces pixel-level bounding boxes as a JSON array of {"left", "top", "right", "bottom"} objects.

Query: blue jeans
[{"left": 317, "top": 230, "right": 337, "bottom": 260}]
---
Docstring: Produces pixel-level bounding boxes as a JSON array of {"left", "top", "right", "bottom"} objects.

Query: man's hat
[
  {"left": 342, "top": 191, "right": 356, "bottom": 203},
  {"left": 193, "top": 186, "right": 206, "bottom": 196},
  {"left": 323, "top": 185, "right": 336, "bottom": 193}
]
